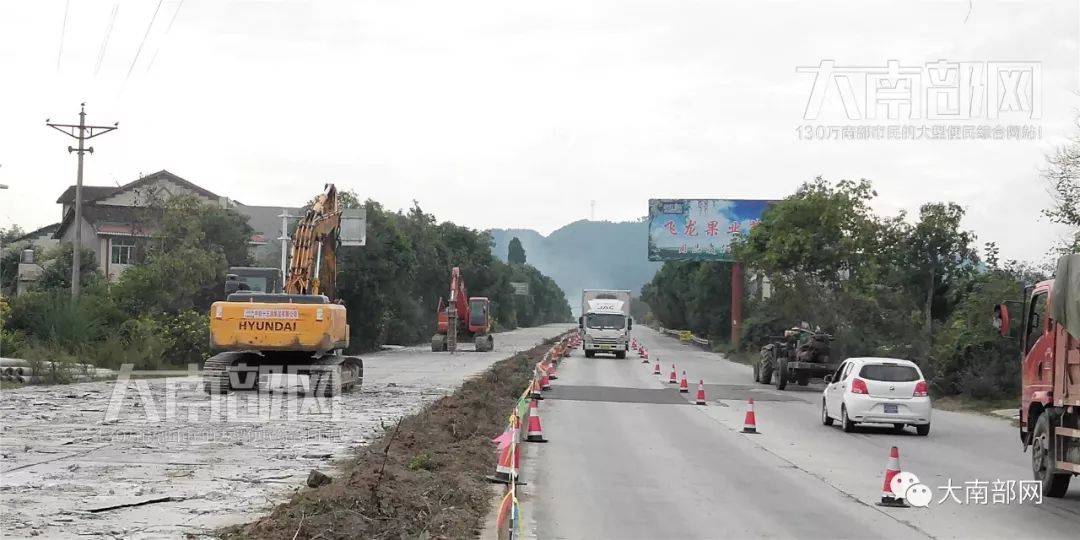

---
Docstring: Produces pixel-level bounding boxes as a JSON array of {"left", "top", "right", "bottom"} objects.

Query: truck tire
[
  {"left": 776, "top": 357, "right": 789, "bottom": 390},
  {"left": 797, "top": 372, "right": 810, "bottom": 386},
  {"left": 615, "top": 351, "right": 626, "bottom": 359},
  {"left": 585, "top": 350, "right": 595, "bottom": 358},
  {"left": 1032, "top": 413, "right": 1072, "bottom": 498}
]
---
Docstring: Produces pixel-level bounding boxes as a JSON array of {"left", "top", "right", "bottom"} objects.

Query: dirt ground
[
  {"left": 232, "top": 337, "right": 560, "bottom": 540},
  {"left": 0, "top": 324, "right": 571, "bottom": 539}
]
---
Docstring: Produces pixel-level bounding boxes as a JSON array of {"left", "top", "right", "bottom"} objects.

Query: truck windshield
[
  {"left": 858, "top": 364, "right": 920, "bottom": 382},
  {"left": 586, "top": 313, "right": 625, "bottom": 330}
]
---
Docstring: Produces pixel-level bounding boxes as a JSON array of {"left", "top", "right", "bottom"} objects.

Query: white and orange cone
[
  {"left": 679, "top": 371, "right": 689, "bottom": 393},
  {"left": 540, "top": 371, "right": 552, "bottom": 391},
  {"left": 526, "top": 399, "right": 548, "bottom": 442},
  {"left": 547, "top": 361, "right": 558, "bottom": 380},
  {"left": 877, "top": 446, "right": 908, "bottom": 507},
  {"left": 695, "top": 380, "right": 707, "bottom": 405},
  {"left": 530, "top": 377, "right": 543, "bottom": 400},
  {"left": 741, "top": 397, "right": 760, "bottom": 434},
  {"left": 669, "top": 364, "right": 678, "bottom": 384},
  {"left": 641, "top": 349, "right": 650, "bottom": 363},
  {"left": 653, "top": 360, "right": 661, "bottom": 375}
]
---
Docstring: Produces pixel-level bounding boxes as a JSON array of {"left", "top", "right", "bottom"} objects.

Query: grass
[
  {"left": 223, "top": 335, "right": 565, "bottom": 540},
  {"left": 932, "top": 395, "right": 1017, "bottom": 416}
]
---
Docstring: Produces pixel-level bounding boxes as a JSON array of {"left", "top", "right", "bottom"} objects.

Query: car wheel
[
  {"left": 822, "top": 399, "right": 833, "bottom": 426},
  {"left": 892, "top": 423, "right": 906, "bottom": 433},
  {"left": 1031, "top": 414, "right": 1070, "bottom": 497},
  {"left": 615, "top": 351, "right": 626, "bottom": 359},
  {"left": 915, "top": 424, "right": 930, "bottom": 436},
  {"left": 584, "top": 350, "right": 595, "bottom": 358},
  {"left": 841, "top": 405, "right": 856, "bottom": 433}
]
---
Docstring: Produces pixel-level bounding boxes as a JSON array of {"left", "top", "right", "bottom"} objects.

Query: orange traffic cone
[
  {"left": 741, "top": 397, "right": 760, "bottom": 434},
  {"left": 679, "top": 371, "right": 689, "bottom": 393},
  {"left": 669, "top": 365, "right": 678, "bottom": 384},
  {"left": 526, "top": 399, "right": 548, "bottom": 442},
  {"left": 877, "top": 446, "right": 908, "bottom": 507},
  {"left": 641, "top": 349, "right": 650, "bottom": 363},
  {"left": 540, "top": 370, "right": 552, "bottom": 391},
  {"left": 547, "top": 362, "right": 558, "bottom": 380},
  {"left": 695, "top": 380, "right": 707, "bottom": 405},
  {"left": 653, "top": 360, "right": 661, "bottom": 375},
  {"left": 530, "top": 377, "right": 543, "bottom": 400}
]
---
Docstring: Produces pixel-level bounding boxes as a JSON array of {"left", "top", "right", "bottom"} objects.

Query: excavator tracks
[{"left": 202, "top": 352, "right": 363, "bottom": 396}]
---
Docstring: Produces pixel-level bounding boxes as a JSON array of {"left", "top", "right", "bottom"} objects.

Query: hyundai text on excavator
[
  {"left": 204, "top": 184, "right": 363, "bottom": 395},
  {"left": 430, "top": 267, "right": 494, "bottom": 352}
]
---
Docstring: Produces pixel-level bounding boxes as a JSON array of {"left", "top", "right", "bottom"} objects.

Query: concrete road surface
[
  {"left": 0, "top": 324, "right": 572, "bottom": 539},
  {"left": 515, "top": 326, "right": 1080, "bottom": 539}
]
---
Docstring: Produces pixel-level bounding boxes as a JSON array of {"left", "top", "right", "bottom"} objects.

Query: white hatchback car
[{"left": 821, "top": 357, "right": 931, "bottom": 436}]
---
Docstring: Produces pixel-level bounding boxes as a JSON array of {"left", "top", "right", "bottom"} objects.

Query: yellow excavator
[{"left": 203, "top": 184, "right": 363, "bottom": 395}]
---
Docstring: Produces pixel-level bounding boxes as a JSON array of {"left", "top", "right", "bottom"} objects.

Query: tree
[
  {"left": 508, "top": 237, "right": 527, "bottom": 265},
  {"left": 1042, "top": 126, "right": 1080, "bottom": 252},
  {"left": 1, "top": 225, "right": 25, "bottom": 246},
  {"left": 905, "top": 203, "right": 978, "bottom": 345}
]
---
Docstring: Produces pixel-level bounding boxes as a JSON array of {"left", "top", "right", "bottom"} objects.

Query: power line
[
  {"left": 56, "top": 0, "right": 70, "bottom": 70},
  {"left": 94, "top": 2, "right": 119, "bottom": 76},
  {"left": 125, "top": 0, "right": 165, "bottom": 81},
  {"left": 146, "top": 0, "right": 186, "bottom": 75}
]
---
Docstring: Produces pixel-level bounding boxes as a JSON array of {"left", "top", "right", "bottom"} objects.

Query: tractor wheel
[
  {"left": 759, "top": 350, "right": 775, "bottom": 385},
  {"left": 776, "top": 357, "right": 789, "bottom": 391},
  {"left": 797, "top": 372, "right": 810, "bottom": 386}
]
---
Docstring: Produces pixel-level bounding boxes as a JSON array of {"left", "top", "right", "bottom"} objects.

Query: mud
[{"left": 0, "top": 324, "right": 572, "bottom": 539}]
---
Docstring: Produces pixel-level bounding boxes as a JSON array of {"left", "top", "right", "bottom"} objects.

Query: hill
[{"left": 488, "top": 220, "right": 662, "bottom": 315}]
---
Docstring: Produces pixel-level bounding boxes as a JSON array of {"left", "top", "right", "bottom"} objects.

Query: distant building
[{"left": 7, "top": 170, "right": 303, "bottom": 293}]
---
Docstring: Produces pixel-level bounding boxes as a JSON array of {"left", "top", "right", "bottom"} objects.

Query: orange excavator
[
  {"left": 431, "top": 267, "right": 494, "bottom": 352},
  {"left": 203, "top": 184, "right": 363, "bottom": 395}
]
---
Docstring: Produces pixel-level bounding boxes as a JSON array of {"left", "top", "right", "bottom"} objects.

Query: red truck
[{"left": 995, "top": 254, "right": 1080, "bottom": 497}]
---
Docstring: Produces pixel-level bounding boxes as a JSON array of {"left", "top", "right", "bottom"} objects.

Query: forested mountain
[{"left": 489, "top": 219, "right": 662, "bottom": 314}]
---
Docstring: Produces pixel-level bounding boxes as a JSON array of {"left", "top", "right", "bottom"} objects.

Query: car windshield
[
  {"left": 586, "top": 313, "right": 625, "bottom": 330},
  {"left": 859, "top": 363, "right": 920, "bottom": 382}
]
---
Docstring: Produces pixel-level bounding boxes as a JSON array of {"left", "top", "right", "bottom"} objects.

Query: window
[
  {"left": 840, "top": 362, "right": 854, "bottom": 380},
  {"left": 858, "top": 364, "right": 920, "bottom": 382},
  {"left": 110, "top": 238, "right": 135, "bottom": 265},
  {"left": 830, "top": 362, "right": 846, "bottom": 382},
  {"left": 586, "top": 313, "right": 626, "bottom": 330},
  {"left": 1026, "top": 292, "right": 1048, "bottom": 354}
]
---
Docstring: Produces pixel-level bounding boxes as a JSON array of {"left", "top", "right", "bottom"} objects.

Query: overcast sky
[{"left": 1, "top": 0, "right": 1077, "bottom": 264}]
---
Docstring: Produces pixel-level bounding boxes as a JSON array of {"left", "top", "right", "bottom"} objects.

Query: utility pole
[
  {"left": 277, "top": 209, "right": 295, "bottom": 289},
  {"left": 47, "top": 103, "right": 118, "bottom": 298}
]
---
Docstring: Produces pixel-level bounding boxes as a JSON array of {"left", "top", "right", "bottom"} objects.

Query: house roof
[
  {"left": 13, "top": 223, "right": 60, "bottom": 243},
  {"left": 53, "top": 205, "right": 161, "bottom": 239},
  {"left": 55, "top": 170, "right": 221, "bottom": 205},
  {"left": 55, "top": 185, "right": 117, "bottom": 205}
]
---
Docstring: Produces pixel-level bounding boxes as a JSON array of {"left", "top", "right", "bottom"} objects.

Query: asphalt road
[
  {"left": 515, "top": 326, "right": 1080, "bottom": 539},
  {"left": 0, "top": 323, "right": 573, "bottom": 539}
]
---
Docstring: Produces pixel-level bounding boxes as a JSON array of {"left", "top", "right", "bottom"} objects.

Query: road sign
[
  {"left": 341, "top": 208, "right": 366, "bottom": 246},
  {"left": 647, "top": 199, "right": 774, "bottom": 261},
  {"left": 510, "top": 282, "right": 529, "bottom": 295}
]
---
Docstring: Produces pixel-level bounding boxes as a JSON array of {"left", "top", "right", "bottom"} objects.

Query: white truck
[{"left": 579, "top": 289, "right": 633, "bottom": 358}]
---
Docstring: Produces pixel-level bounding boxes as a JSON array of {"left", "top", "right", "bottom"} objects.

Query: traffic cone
[
  {"left": 695, "top": 380, "right": 707, "bottom": 405},
  {"left": 540, "top": 371, "right": 552, "bottom": 391},
  {"left": 526, "top": 399, "right": 548, "bottom": 442},
  {"left": 741, "top": 397, "right": 760, "bottom": 434},
  {"left": 653, "top": 360, "right": 661, "bottom": 375},
  {"left": 679, "top": 371, "right": 689, "bottom": 393},
  {"left": 547, "top": 361, "right": 558, "bottom": 380},
  {"left": 669, "top": 365, "right": 678, "bottom": 384},
  {"left": 641, "top": 349, "right": 650, "bottom": 363},
  {"left": 530, "top": 377, "right": 543, "bottom": 400},
  {"left": 877, "top": 446, "right": 908, "bottom": 507}
]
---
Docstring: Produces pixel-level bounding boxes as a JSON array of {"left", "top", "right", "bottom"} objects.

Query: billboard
[{"left": 647, "top": 199, "right": 774, "bottom": 261}]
